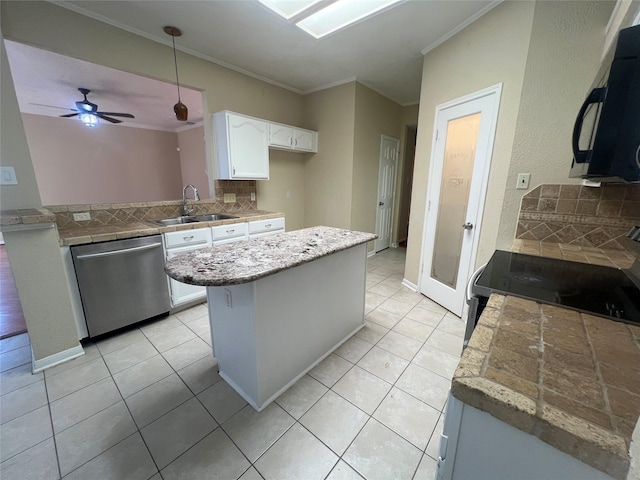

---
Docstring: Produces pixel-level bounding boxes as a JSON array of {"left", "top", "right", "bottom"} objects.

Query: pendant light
[{"left": 164, "top": 26, "right": 188, "bottom": 121}]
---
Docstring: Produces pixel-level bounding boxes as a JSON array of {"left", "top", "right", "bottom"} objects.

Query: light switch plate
[
  {"left": 0, "top": 167, "right": 18, "bottom": 185},
  {"left": 516, "top": 173, "right": 530, "bottom": 190},
  {"left": 223, "top": 193, "right": 236, "bottom": 203}
]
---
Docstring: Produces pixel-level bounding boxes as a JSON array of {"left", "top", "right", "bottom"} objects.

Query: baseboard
[
  {"left": 402, "top": 278, "right": 418, "bottom": 292},
  {"left": 32, "top": 344, "right": 85, "bottom": 373},
  {"left": 367, "top": 250, "right": 376, "bottom": 258}
]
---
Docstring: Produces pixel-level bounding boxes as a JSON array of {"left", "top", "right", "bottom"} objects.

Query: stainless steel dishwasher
[{"left": 71, "top": 235, "right": 171, "bottom": 337}]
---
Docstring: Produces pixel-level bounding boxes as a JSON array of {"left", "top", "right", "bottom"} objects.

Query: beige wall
[
  {"left": 498, "top": 0, "right": 615, "bottom": 250},
  {"left": 405, "top": 1, "right": 535, "bottom": 284},
  {"left": 177, "top": 126, "right": 209, "bottom": 199},
  {"left": 303, "top": 83, "right": 356, "bottom": 229},
  {"left": 405, "top": 0, "right": 613, "bottom": 287},
  {"left": 352, "top": 83, "right": 403, "bottom": 246},
  {"left": 1, "top": 35, "right": 79, "bottom": 361},
  {"left": 256, "top": 150, "right": 306, "bottom": 231},
  {"left": 22, "top": 113, "right": 184, "bottom": 205}
]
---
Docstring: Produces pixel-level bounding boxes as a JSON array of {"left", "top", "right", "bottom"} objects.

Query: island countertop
[{"left": 164, "top": 226, "right": 377, "bottom": 286}]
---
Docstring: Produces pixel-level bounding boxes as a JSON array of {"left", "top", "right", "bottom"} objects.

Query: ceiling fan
[{"left": 59, "top": 88, "right": 135, "bottom": 125}]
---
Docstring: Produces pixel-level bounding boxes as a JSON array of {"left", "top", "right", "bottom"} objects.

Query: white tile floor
[{"left": 0, "top": 248, "right": 465, "bottom": 480}]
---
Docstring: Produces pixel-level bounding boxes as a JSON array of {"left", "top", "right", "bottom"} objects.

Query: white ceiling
[{"left": 6, "top": 0, "right": 500, "bottom": 131}]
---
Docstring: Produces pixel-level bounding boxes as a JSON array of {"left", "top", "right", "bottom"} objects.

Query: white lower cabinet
[
  {"left": 164, "top": 228, "right": 212, "bottom": 307},
  {"left": 212, "top": 222, "right": 248, "bottom": 245},
  {"left": 248, "top": 217, "right": 285, "bottom": 239}
]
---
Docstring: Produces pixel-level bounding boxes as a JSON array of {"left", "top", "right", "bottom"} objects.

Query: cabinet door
[
  {"left": 269, "top": 124, "right": 293, "bottom": 148},
  {"left": 227, "top": 114, "right": 269, "bottom": 179},
  {"left": 293, "top": 129, "right": 317, "bottom": 152}
]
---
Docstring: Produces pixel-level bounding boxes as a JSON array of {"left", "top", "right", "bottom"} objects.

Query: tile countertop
[
  {"left": 452, "top": 241, "right": 640, "bottom": 480},
  {"left": 0, "top": 208, "right": 57, "bottom": 229},
  {"left": 55, "top": 210, "right": 283, "bottom": 246},
  {"left": 164, "top": 226, "right": 377, "bottom": 286}
]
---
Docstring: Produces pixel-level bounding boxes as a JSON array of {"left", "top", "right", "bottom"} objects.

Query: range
[{"left": 465, "top": 250, "right": 640, "bottom": 345}]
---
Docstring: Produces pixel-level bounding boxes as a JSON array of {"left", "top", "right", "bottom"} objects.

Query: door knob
[
  {"left": 462, "top": 222, "right": 473, "bottom": 230},
  {"left": 379, "top": 202, "right": 384, "bottom": 206}
]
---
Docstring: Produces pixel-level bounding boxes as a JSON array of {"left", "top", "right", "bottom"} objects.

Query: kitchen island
[{"left": 165, "top": 226, "right": 376, "bottom": 411}]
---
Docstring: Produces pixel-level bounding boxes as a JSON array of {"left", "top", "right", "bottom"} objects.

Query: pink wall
[
  {"left": 22, "top": 113, "right": 184, "bottom": 205},
  {"left": 177, "top": 126, "right": 210, "bottom": 199}
]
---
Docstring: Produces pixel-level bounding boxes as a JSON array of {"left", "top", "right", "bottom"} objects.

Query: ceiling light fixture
[
  {"left": 78, "top": 112, "right": 99, "bottom": 128},
  {"left": 164, "top": 25, "right": 188, "bottom": 121},
  {"left": 259, "top": 0, "right": 403, "bottom": 39},
  {"left": 258, "top": 0, "right": 324, "bottom": 20}
]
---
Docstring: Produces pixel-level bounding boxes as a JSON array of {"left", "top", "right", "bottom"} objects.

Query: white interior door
[
  {"left": 419, "top": 85, "right": 501, "bottom": 316},
  {"left": 375, "top": 135, "right": 399, "bottom": 252}
]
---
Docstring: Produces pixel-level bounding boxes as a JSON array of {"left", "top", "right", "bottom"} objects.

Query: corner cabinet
[
  {"left": 268, "top": 123, "right": 318, "bottom": 153},
  {"left": 213, "top": 111, "right": 269, "bottom": 180}
]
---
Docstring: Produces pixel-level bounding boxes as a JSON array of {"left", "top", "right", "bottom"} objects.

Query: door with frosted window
[{"left": 420, "top": 86, "right": 501, "bottom": 316}]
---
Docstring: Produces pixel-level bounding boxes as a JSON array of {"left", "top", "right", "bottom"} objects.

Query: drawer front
[
  {"left": 164, "top": 228, "right": 212, "bottom": 249},
  {"left": 248, "top": 217, "right": 285, "bottom": 235},
  {"left": 212, "top": 222, "right": 248, "bottom": 241}
]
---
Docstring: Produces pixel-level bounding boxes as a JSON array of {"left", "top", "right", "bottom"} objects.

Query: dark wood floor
[{"left": 0, "top": 245, "right": 27, "bottom": 339}]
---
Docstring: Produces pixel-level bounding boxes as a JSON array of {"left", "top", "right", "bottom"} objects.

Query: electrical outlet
[
  {"left": 0, "top": 167, "right": 17, "bottom": 185},
  {"left": 223, "top": 193, "right": 236, "bottom": 203},
  {"left": 250, "top": 192, "right": 256, "bottom": 202},
  {"left": 286, "top": 191, "right": 291, "bottom": 199},
  {"left": 73, "top": 212, "right": 91, "bottom": 221},
  {"left": 516, "top": 173, "right": 530, "bottom": 190}
]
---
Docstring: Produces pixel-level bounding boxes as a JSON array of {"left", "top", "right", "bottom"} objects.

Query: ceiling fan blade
[
  {"left": 60, "top": 112, "right": 80, "bottom": 118},
  {"left": 98, "top": 112, "right": 135, "bottom": 118},
  {"left": 30, "top": 103, "right": 75, "bottom": 111},
  {"left": 96, "top": 113, "right": 122, "bottom": 123}
]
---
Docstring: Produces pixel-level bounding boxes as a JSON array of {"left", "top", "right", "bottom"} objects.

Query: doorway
[
  {"left": 419, "top": 84, "right": 502, "bottom": 316},
  {"left": 374, "top": 135, "right": 400, "bottom": 252},
  {"left": 397, "top": 126, "right": 417, "bottom": 248}
]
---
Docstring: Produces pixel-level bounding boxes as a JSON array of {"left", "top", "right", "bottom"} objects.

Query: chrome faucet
[{"left": 182, "top": 184, "right": 200, "bottom": 216}]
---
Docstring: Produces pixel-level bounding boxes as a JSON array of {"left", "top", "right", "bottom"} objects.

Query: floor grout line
[{"left": 0, "top": 249, "right": 458, "bottom": 480}]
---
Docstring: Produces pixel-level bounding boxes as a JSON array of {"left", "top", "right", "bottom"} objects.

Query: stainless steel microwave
[{"left": 570, "top": 24, "right": 640, "bottom": 183}]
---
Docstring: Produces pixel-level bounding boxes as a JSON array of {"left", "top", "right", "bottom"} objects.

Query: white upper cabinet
[
  {"left": 213, "top": 111, "right": 269, "bottom": 180},
  {"left": 268, "top": 123, "right": 318, "bottom": 153}
]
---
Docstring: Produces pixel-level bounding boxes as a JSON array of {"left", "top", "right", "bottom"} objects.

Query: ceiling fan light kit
[
  {"left": 164, "top": 25, "right": 189, "bottom": 122},
  {"left": 59, "top": 87, "right": 135, "bottom": 128},
  {"left": 79, "top": 112, "right": 99, "bottom": 128}
]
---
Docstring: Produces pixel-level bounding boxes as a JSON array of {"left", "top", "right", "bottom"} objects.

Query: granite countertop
[
  {"left": 164, "top": 226, "right": 377, "bottom": 286},
  {"left": 56, "top": 210, "right": 282, "bottom": 246},
  {"left": 452, "top": 241, "right": 640, "bottom": 480},
  {"left": 0, "top": 208, "right": 56, "bottom": 229}
]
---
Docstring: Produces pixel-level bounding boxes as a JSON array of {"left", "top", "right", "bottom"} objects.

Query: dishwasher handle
[{"left": 75, "top": 242, "right": 163, "bottom": 260}]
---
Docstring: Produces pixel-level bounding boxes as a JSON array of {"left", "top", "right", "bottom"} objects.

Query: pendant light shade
[{"left": 164, "top": 25, "right": 188, "bottom": 122}]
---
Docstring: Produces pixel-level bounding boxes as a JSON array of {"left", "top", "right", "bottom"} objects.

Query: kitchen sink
[
  {"left": 150, "top": 213, "right": 238, "bottom": 226},
  {"left": 150, "top": 217, "right": 200, "bottom": 226},
  {"left": 191, "top": 214, "right": 238, "bottom": 221}
]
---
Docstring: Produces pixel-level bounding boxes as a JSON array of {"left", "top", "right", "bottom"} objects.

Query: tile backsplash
[
  {"left": 48, "top": 180, "right": 257, "bottom": 230},
  {"left": 516, "top": 184, "right": 640, "bottom": 250}
]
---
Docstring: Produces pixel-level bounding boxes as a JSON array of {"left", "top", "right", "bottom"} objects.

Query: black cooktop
[{"left": 473, "top": 250, "right": 640, "bottom": 325}]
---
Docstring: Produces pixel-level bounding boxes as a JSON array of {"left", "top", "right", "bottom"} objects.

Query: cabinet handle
[
  {"left": 233, "top": 167, "right": 236, "bottom": 176},
  {"left": 183, "top": 236, "right": 194, "bottom": 241},
  {"left": 294, "top": 139, "right": 298, "bottom": 147},
  {"left": 226, "top": 229, "right": 235, "bottom": 234},
  {"left": 265, "top": 224, "right": 272, "bottom": 229}
]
